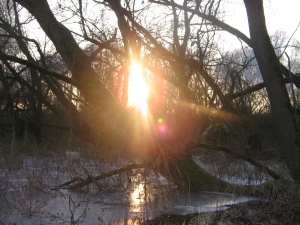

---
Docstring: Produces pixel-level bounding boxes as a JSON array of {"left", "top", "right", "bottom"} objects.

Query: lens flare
[{"left": 158, "top": 124, "right": 167, "bottom": 133}]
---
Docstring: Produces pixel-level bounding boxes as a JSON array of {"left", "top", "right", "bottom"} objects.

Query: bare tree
[
  {"left": 1, "top": 0, "right": 298, "bottom": 193},
  {"left": 244, "top": 0, "right": 300, "bottom": 181}
]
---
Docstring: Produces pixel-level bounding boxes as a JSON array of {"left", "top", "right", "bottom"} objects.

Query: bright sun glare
[{"left": 128, "top": 61, "right": 149, "bottom": 114}]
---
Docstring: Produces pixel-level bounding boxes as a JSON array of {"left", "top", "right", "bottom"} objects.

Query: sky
[
  {"left": 22, "top": 0, "right": 300, "bottom": 53},
  {"left": 224, "top": 0, "right": 300, "bottom": 49}
]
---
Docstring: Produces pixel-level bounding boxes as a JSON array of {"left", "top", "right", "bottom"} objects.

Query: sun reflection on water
[{"left": 130, "top": 182, "right": 145, "bottom": 213}]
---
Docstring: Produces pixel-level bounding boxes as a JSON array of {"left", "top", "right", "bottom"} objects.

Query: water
[{"left": 0, "top": 152, "right": 264, "bottom": 224}]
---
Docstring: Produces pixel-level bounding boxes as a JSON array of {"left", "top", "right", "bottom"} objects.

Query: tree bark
[{"left": 244, "top": 0, "right": 300, "bottom": 181}]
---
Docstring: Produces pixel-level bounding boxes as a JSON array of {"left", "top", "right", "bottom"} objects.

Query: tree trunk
[
  {"left": 157, "top": 155, "right": 229, "bottom": 191},
  {"left": 244, "top": 0, "right": 300, "bottom": 181}
]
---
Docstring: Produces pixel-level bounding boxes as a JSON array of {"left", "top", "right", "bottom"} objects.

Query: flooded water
[{"left": 0, "top": 152, "right": 264, "bottom": 224}]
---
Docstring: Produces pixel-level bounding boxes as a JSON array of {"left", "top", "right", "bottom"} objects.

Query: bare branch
[{"left": 52, "top": 163, "right": 146, "bottom": 190}]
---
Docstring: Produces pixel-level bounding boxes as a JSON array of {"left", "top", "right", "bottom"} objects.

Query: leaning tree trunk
[
  {"left": 12, "top": 0, "right": 281, "bottom": 193},
  {"left": 13, "top": 0, "right": 226, "bottom": 190},
  {"left": 244, "top": 0, "right": 300, "bottom": 181},
  {"left": 14, "top": 0, "right": 158, "bottom": 162}
]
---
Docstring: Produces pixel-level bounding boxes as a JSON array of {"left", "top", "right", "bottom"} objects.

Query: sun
[{"left": 128, "top": 61, "right": 149, "bottom": 114}]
